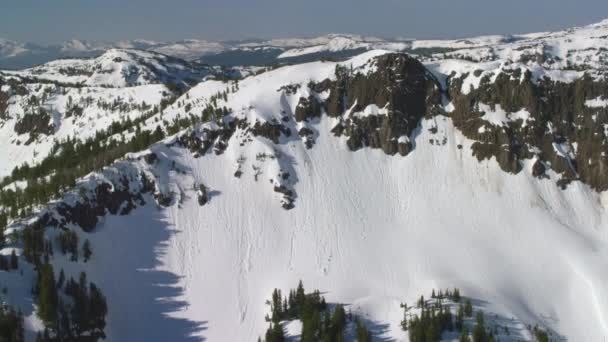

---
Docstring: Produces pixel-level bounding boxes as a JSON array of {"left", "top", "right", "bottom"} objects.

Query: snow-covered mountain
[
  {"left": 1, "top": 19, "right": 608, "bottom": 342},
  {"left": 0, "top": 22, "right": 596, "bottom": 70},
  {"left": 4, "top": 20, "right": 607, "bottom": 69},
  {"left": 0, "top": 48, "right": 254, "bottom": 179},
  {"left": 3, "top": 49, "right": 211, "bottom": 87}
]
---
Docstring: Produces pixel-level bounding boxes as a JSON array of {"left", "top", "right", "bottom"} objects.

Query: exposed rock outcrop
[
  {"left": 177, "top": 120, "right": 238, "bottom": 157},
  {"left": 448, "top": 69, "right": 608, "bottom": 191},
  {"left": 54, "top": 177, "right": 147, "bottom": 232},
  {"left": 249, "top": 120, "right": 291, "bottom": 144},
  {"left": 324, "top": 53, "right": 442, "bottom": 156},
  {"left": 295, "top": 95, "right": 323, "bottom": 122}
]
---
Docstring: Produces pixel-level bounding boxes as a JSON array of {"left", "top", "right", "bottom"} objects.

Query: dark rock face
[
  {"left": 143, "top": 152, "right": 158, "bottom": 164},
  {"left": 249, "top": 120, "right": 291, "bottom": 144},
  {"left": 324, "top": 53, "right": 442, "bottom": 156},
  {"left": 448, "top": 69, "right": 608, "bottom": 191},
  {"left": 197, "top": 184, "right": 209, "bottom": 206},
  {"left": 274, "top": 185, "right": 295, "bottom": 210},
  {"left": 278, "top": 84, "right": 301, "bottom": 95},
  {"left": 14, "top": 110, "right": 54, "bottom": 137},
  {"left": 303, "top": 52, "right": 608, "bottom": 192},
  {"left": 532, "top": 159, "right": 547, "bottom": 178},
  {"left": 55, "top": 178, "right": 147, "bottom": 232},
  {"left": 295, "top": 96, "right": 323, "bottom": 122},
  {"left": 298, "top": 127, "right": 315, "bottom": 149},
  {"left": 177, "top": 121, "right": 238, "bottom": 156},
  {"left": 154, "top": 192, "right": 173, "bottom": 207}
]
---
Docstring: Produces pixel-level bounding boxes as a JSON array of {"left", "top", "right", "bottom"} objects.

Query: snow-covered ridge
[{"left": 3, "top": 48, "right": 211, "bottom": 87}]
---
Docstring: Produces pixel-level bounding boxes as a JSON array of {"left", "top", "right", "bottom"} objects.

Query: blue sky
[{"left": 1, "top": 0, "right": 608, "bottom": 43}]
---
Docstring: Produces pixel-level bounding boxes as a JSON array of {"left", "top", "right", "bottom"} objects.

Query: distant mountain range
[{"left": 0, "top": 32, "right": 533, "bottom": 69}]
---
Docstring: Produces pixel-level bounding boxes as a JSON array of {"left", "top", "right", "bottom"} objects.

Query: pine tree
[
  {"left": 264, "top": 322, "right": 285, "bottom": 342},
  {"left": 57, "top": 269, "right": 65, "bottom": 290},
  {"left": 57, "top": 300, "right": 72, "bottom": 341},
  {"left": 455, "top": 304, "right": 465, "bottom": 331},
  {"left": 71, "top": 272, "right": 90, "bottom": 335},
  {"left": 464, "top": 299, "right": 473, "bottom": 317},
  {"left": 271, "top": 322, "right": 285, "bottom": 342},
  {"left": 472, "top": 311, "right": 487, "bottom": 342},
  {"left": 330, "top": 304, "right": 346, "bottom": 341},
  {"left": 322, "top": 311, "right": 331, "bottom": 337},
  {"left": 10, "top": 250, "right": 18, "bottom": 270},
  {"left": 88, "top": 282, "right": 108, "bottom": 339},
  {"left": 288, "top": 290, "right": 296, "bottom": 317},
  {"left": 460, "top": 326, "right": 470, "bottom": 342},
  {"left": 533, "top": 326, "right": 549, "bottom": 342},
  {"left": 453, "top": 288, "right": 461, "bottom": 302},
  {"left": 426, "top": 323, "right": 439, "bottom": 342},
  {"left": 444, "top": 305, "right": 454, "bottom": 331},
  {"left": 270, "top": 288, "right": 283, "bottom": 323},
  {"left": 82, "top": 239, "right": 92, "bottom": 262},
  {"left": 295, "top": 280, "right": 305, "bottom": 313},
  {"left": 301, "top": 310, "right": 320, "bottom": 342},
  {"left": 418, "top": 295, "right": 425, "bottom": 308},
  {"left": 356, "top": 318, "right": 372, "bottom": 342},
  {"left": 36, "top": 262, "right": 58, "bottom": 327},
  {"left": 0, "top": 307, "right": 24, "bottom": 342},
  {"left": 282, "top": 298, "right": 288, "bottom": 318}
]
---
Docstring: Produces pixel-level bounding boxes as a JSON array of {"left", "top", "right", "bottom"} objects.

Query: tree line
[
  {"left": 35, "top": 262, "right": 107, "bottom": 341},
  {"left": 261, "top": 280, "right": 372, "bottom": 342}
]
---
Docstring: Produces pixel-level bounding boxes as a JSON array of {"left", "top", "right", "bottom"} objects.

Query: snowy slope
[
  {"left": 103, "top": 52, "right": 608, "bottom": 341},
  {"left": 0, "top": 81, "right": 169, "bottom": 178},
  {"left": 276, "top": 34, "right": 399, "bottom": 58},
  {"left": 101, "top": 117, "right": 604, "bottom": 341},
  {"left": 429, "top": 18, "right": 608, "bottom": 73},
  {"left": 0, "top": 48, "right": 225, "bottom": 178}
]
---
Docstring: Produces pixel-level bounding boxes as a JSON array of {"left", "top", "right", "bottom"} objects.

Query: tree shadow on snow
[
  {"left": 358, "top": 318, "right": 395, "bottom": 342},
  {"left": 207, "top": 190, "right": 222, "bottom": 200},
  {"left": 454, "top": 296, "right": 566, "bottom": 342},
  {"left": 92, "top": 196, "right": 209, "bottom": 341},
  {"left": 283, "top": 301, "right": 395, "bottom": 342}
]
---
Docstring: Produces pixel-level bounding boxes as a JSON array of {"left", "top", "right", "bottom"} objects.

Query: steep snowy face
[{"left": 3, "top": 49, "right": 211, "bottom": 88}]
